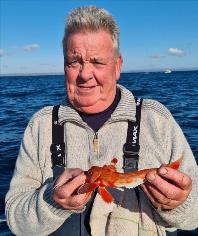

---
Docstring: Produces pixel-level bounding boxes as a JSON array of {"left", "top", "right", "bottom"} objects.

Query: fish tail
[{"left": 167, "top": 157, "right": 182, "bottom": 170}]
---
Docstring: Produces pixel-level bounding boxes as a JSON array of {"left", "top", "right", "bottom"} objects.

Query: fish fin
[
  {"left": 167, "top": 157, "right": 182, "bottom": 170},
  {"left": 99, "top": 187, "right": 114, "bottom": 203},
  {"left": 77, "top": 183, "right": 98, "bottom": 194},
  {"left": 111, "top": 157, "right": 118, "bottom": 166}
]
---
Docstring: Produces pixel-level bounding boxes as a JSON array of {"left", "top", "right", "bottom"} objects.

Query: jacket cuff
[{"left": 155, "top": 190, "right": 194, "bottom": 228}]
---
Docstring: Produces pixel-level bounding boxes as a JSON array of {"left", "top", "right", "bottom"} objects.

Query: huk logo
[
  {"left": 57, "top": 153, "right": 62, "bottom": 158},
  {"left": 56, "top": 144, "right": 61, "bottom": 151},
  {"left": 136, "top": 98, "right": 141, "bottom": 106},
  {"left": 132, "top": 126, "right": 138, "bottom": 144}
]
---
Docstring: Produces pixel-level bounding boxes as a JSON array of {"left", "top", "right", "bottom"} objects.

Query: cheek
[
  {"left": 65, "top": 69, "right": 78, "bottom": 86},
  {"left": 65, "top": 73, "right": 77, "bottom": 98},
  {"left": 96, "top": 70, "right": 116, "bottom": 88},
  {"left": 95, "top": 68, "right": 114, "bottom": 84}
]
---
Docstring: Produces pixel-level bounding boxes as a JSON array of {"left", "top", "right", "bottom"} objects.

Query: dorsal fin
[{"left": 111, "top": 157, "right": 118, "bottom": 166}]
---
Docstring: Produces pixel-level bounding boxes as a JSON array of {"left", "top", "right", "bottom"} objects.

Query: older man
[{"left": 6, "top": 6, "right": 198, "bottom": 236}]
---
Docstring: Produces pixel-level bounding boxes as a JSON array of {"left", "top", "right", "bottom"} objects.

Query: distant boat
[{"left": 164, "top": 69, "right": 172, "bottom": 74}]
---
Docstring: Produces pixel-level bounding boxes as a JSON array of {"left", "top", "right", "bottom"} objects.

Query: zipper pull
[{"left": 93, "top": 133, "right": 99, "bottom": 153}]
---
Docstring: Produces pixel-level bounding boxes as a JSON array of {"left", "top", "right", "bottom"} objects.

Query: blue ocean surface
[{"left": 0, "top": 71, "right": 197, "bottom": 235}]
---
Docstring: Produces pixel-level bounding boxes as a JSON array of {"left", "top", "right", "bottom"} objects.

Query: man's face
[{"left": 64, "top": 30, "right": 122, "bottom": 114}]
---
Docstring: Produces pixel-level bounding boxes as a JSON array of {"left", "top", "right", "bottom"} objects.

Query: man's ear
[
  {"left": 115, "top": 55, "right": 123, "bottom": 81},
  {"left": 64, "top": 64, "right": 67, "bottom": 89}
]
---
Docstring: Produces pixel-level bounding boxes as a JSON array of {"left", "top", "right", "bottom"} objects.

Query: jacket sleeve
[
  {"left": 5, "top": 113, "right": 83, "bottom": 235},
  {"left": 154, "top": 113, "right": 198, "bottom": 230}
]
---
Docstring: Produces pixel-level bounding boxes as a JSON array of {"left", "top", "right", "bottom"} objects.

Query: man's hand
[
  {"left": 141, "top": 165, "right": 192, "bottom": 210},
  {"left": 52, "top": 168, "right": 92, "bottom": 210}
]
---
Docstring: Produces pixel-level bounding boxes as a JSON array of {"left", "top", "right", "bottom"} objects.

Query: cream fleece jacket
[{"left": 5, "top": 85, "right": 198, "bottom": 235}]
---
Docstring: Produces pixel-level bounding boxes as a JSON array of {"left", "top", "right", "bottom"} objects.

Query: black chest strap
[
  {"left": 50, "top": 105, "right": 65, "bottom": 170},
  {"left": 123, "top": 98, "right": 143, "bottom": 173},
  {"left": 50, "top": 98, "right": 143, "bottom": 173}
]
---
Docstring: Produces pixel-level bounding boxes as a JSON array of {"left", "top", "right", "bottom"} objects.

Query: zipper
[
  {"left": 62, "top": 118, "right": 124, "bottom": 160},
  {"left": 91, "top": 120, "right": 121, "bottom": 155},
  {"left": 62, "top": 119, "right": 99, "bottom": 158},
  {"left": 93, "top": 132, "right": 99, "bottom": 154}
]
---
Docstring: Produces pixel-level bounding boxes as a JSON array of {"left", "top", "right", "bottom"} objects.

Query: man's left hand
[{"left": 141, "top": 166, "right": 192, "bottom": 210}]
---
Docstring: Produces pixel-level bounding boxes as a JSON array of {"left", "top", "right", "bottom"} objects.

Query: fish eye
[{"left": 87, "top": 170, "right": 93, "bottom": 175}]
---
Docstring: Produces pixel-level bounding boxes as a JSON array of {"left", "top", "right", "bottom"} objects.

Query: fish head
[
  {"left": 77, "top": 166, "right": 102, "bottom": 195},
  {"left": 85, "top": 166, "right": 102, "bottom": 184}
]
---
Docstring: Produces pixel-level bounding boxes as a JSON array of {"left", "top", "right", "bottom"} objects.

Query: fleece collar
[{"left": 58, "top": 84, "right": 136, "bottom": 124}]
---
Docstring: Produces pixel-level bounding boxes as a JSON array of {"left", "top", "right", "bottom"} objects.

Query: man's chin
[
  {"left": 74, "top": 100, "right": 103, "bottom": 114},
  {"left": 76, "top": 104, "right": 97, "bottom": 114}
]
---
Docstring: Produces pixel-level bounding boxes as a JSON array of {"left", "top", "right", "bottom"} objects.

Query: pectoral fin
[
  {"left": 167, "top": 157, "right": 182, "bottom": 170},
  {"left": 78, "top": 183, "right": 98, "bottom": 194},
  {"left": 99, "top": 187, "right": 114, "bottom": 203}
]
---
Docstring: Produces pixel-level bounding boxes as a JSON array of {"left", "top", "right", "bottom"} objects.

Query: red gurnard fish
[{"left": 78, "top": 157, "right": 182, "bottom": 203}]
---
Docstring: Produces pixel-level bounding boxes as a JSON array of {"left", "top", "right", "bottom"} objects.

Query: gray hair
[{"left": 62, "top": 6, "right": 120, "bottom": 56}]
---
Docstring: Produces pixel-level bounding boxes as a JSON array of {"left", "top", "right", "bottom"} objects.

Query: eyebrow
[
  {"left": 65, "top": 55, "right": 107, "bottom": 62},
  {"left": 65, "top": 53, "right": 81, "bottom": 60}
]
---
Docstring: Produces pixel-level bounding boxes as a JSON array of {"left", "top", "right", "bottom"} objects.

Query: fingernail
[
  {"left": 147, "top": 173, "right": 156, "bottom": 182},
  {"left": 159, "top": 167, "right": 168, "bottom": 175}
]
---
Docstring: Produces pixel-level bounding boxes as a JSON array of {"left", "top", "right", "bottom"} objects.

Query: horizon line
[{"left": 1, "top": 67, "right": 198, "bottom": 77}]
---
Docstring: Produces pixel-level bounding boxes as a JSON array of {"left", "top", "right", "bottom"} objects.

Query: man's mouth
[
  {"left": 78, "top": 85, "right": 96, "bottom": 89},
  {"left": 77, "top": 85, "right": 98, "bottom": 91},
  {"left": 76, "top": 85, "right": 98, "bottom": 95}
]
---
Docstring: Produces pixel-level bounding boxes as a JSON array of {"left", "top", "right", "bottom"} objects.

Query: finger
[
  {"left": 55, "top": 174, "right": 86, "bottom": 198},
  {"left": 146, "top": 171, "right": 186, "bottom": 201},
  {"left": 144, "top": 182, "right": 180, "bottom": 207},
  {"left": 54, "top": 168, "right": 84, "bottom": 189},
  {"left": 69, "top": 192, "right": 92, "bottom": 209},
  {"left": 58, "top": 191, "right": 92, "bottom": 210},
  {"left": 158, "top": 166, "right": 192, "bottom": 190},
  {"left": 141, "top": 184, "right": 161, "bottom": 209},
  {"left": 141, "top": 184, "right": 179, "bottom": 210}
]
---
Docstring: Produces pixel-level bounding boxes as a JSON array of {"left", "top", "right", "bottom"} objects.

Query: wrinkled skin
[
  {"left": 141, "top": 165, "right": 192, "bottom": 210},
  {"left": 52, "top": 168, "right": 91, "bottom": 210},
  {"left": 64, "top": 30, "right": 122, "bottom": 114}
]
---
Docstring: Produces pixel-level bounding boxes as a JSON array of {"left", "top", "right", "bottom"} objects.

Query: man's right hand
[{"left": 52, "top": 168, "right": 91, "bottom": 210}]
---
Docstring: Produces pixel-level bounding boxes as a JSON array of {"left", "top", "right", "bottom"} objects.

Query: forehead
[{"left": 65, "top": 30, "right": 114, "bottom": 57}]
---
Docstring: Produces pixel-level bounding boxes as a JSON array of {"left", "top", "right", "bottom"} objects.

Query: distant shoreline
[{"left": 1, "top": 68, "right": 198, "bottom": 77}]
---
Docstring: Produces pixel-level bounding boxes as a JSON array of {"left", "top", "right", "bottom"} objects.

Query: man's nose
[{"left": 79, "top": 62, "right": 93, "bottom": 81}]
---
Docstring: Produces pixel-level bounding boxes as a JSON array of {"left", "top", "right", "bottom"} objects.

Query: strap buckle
[
  {"left": 123, "top": 143, "right": 140, "bottom": 158},
  {"left": 123, "top": 143, "right": 139, "bottom": 172},
  {"left": 123, "top": 158, "right": 138, "bottom": 172}
]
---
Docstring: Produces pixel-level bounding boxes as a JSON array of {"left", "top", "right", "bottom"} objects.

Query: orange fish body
[{"left": 79, "top": 157, "right": 182, "bottom": 203}]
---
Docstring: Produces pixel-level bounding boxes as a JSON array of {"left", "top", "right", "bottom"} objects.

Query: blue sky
[{"left": 1, "top": 0, "right": 198, "bottom": 74}]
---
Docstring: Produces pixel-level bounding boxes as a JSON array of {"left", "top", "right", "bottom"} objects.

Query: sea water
[{"left": 0, "top": 71, "right": 197, "bottom": 235}]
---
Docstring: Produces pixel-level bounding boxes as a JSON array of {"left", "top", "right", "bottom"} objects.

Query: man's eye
[
  {"left": 70, "top": 61, "right": 78, "bottom": 65},
  {"left": 67, "top": 61, "right": 79, "bottom": 68},
  {"left": 92, "top": 61, "right": 106, "bottom": 68},
  {"left": 88, "top": 170, "right": 93, "bottom": 175},
  {"left": 93, "top": 61, "right": 105, "bottom": 65}
]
